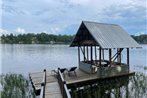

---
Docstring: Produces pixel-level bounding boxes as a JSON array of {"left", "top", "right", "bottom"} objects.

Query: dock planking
[
  {"left": 29, "top": 71, "right": 62, "bottom": 98},
  {"left": 29, "top": 69, "right": 135, "bottom": 98}
]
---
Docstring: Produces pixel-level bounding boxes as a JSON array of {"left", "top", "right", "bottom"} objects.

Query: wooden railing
[
  {"left": 57, "top": 68, "right": 71, "bottom": 98},
  {"left": 40, "top": 69, "right": 46, "bottom": 98}
]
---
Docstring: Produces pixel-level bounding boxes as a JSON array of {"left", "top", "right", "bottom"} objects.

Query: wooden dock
[
  {"left": 29, "top": 70, "right": 62, "bottom": 98},
  {"left": 29, "top": 68, "right": 135, "bottom": 98}
]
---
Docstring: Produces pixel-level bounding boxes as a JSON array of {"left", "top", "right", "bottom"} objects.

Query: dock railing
[
  {"left": 40, "top": 69, "right": 46, "bottom": 98},
  {"left": 57, "top": 68, "right": 71, "bottom": 98}
]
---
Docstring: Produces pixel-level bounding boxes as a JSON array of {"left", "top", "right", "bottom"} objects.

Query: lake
[
  {"left": 1, "top": 44, "right": 147, "bottom": 98},
  {"left": 1, "top": 44, "right": 147, "bottom": 75}
]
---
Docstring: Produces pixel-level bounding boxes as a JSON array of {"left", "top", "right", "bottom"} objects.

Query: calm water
[
  {"left": 0, "top": 44, "right": 147, "bottom": 75},
  {"left": 0, "top": 44, "right": 147, "bottom": 98}
]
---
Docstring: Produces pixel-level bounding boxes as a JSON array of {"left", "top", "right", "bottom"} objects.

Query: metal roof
[{"left": 70, "top": 21, "right": 140, "bottom": 48}]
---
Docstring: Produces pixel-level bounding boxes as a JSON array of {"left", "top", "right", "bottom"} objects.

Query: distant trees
[
  {"left": 1, "top": 33, "right": 74, "bottom": 44},
  {"left": 131, "top": 34, "right": 147, "bottom": 44},
  {"left": 0, "top": 33, "right": 147, "bottom": 44}
]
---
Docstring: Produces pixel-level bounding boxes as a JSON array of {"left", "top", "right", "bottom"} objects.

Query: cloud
[
  {"left": 135, "top": 32, "right": 145, "bottom": 36},
  {"left": 1, "top": 0, "right": 146, "bottom": 35},
  {"left": 0, "top": 28, "right": 10, "bottom": 35},
  {"left": 97, "top": 1, "right": 147, "bottom": 34},
  {"left": 15, "top": 27, "right": 25, "bottom": 34}
]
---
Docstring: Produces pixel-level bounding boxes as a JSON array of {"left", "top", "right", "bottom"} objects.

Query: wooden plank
[
  {"left": 29, "top": 71, "right": 62, "bottom": 98},
  {"left": 64, "top": 69, "right": 134, "bottom": 85},
  {"left": 45, "top": 82, "right": 62, "bottom": 98}
]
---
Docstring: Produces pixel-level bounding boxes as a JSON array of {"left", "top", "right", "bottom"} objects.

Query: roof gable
[{"left": 70, "top": 21, "right": 140, "bottom": 48}]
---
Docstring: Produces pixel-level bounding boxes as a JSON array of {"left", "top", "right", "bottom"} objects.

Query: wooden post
[
  {"left": 102, "top": 49, "right": 104, "bottom": 61},
  {"left": 78, "top": 46, "right": 80, "bottom": 66},
  {"left": 109, "top": 49, "right": 112, "bottom": 66},
  {"left": 117, "top": 48, "right": 121, "bottom": 64},
  {"left": 87, "top": 46, "right": 89, "bottom": 61},
  {"left": 83, "top": 46, "right": 85, "bottom": 61},
  {"left": 127, "top": 48, "right": 129, "bottom": 66},
  {"left": 99, "top": 47, "right": 101, "bottom": 66},
  {"left": 91, "top": 46, "right": 93, "bottom": 64},
  {"left": 95, "top": 46, "right": 97, "bottom": 61}
]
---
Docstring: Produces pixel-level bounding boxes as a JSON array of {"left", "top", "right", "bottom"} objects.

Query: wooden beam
[
  {"left": 95, "top": 46, "right": 97, "bottom": 61},
  {"left": 78, "top": 46, "right": 80, "bottom": 66},
  {"left": 83, "top": 46, "right": 85, "bottom": 61},
  {"left": 109, "top": 49, "right": 112, "bottom": 66},
  {"left": 117, "top": 48, "right": 121, "bottom": 64},
  {"left": 91, "top": 46, "right": 93, "bottom": 64},
  {"left": 102, "top": 49, "right": 104, "bottom": 60},
  {"left": 127, "top": 48, "right": 129, "bottom": 66},
  {"left": 99, "top": 47, "right": 101, "bottom": 66},
  {"left": 87, "top": 46, "right": 89, "bottom": 61}
]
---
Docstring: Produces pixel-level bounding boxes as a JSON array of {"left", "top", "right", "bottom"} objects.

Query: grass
[{"left": 0, "top": 73, "right": 35, "bottom": 98}]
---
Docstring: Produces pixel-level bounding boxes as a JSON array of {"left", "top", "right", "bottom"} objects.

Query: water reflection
[{"left": 70, "top": 72, "right": 147, "bottom": 98}]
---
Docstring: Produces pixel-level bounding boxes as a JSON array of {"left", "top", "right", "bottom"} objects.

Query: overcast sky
[{"left": 0, "top": 0, "right": 146, "bottom": 35}]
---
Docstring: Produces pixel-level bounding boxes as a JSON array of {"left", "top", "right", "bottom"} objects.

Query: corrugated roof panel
[
  {"left": 83, "top": 21, "right": 140, "bottom": 48},
  {"left": 70, "top": 21, "right": 140, "bottom": 48}
]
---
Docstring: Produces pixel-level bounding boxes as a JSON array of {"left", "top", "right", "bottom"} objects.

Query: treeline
[
  {"left": 0, "top": 33, "right": 147, "bottom": 44},
  {"left": 131, "top": 34, "right": 147, "bottom": 44},
  {"left": 0, "top": 33, "right": 74, "bottom": 44}
]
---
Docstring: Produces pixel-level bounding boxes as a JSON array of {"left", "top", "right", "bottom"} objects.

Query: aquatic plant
[{"left": 0, "top": 73, "right": 35, "bottom": 98}]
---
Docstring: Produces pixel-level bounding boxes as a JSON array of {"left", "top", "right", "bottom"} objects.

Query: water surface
[{"left": 1, "top": 44, "right": 147, "bottom": 75}]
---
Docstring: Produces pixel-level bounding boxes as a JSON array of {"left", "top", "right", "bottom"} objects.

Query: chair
[
  {"left": 67, "top": 67, "right": 77, "bottom": 76},
  {"left": 60, "top": 68, "right": 66, "bottom": 73}
]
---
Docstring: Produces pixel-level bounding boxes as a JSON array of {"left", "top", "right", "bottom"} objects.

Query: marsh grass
[{"left": 0, "top": 73, "right": 35, "bottom": 98}]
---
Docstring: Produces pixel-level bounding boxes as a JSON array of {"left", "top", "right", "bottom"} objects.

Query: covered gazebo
[{"left": 70, "top": 21, "right": 140, "bottom": 77}]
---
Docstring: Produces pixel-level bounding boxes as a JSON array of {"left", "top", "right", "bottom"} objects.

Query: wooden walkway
[
  {"left": 29, "top": 69, "right": 135, "bottom": 98},
  {"left": 29, "top": 71, "right": 62, "bottom": 98}
]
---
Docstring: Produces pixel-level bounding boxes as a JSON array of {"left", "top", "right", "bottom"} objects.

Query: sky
[{"left": 0, "top": 0, "right": 146, "bottom": 35}]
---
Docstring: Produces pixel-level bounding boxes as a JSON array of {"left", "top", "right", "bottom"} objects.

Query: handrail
[
  {"left": 40, "top": 69, "right": 46, "bottom": 98},
  {"left": 63, "top": 83, "right": 71, "bottom": 98},
  {"left": 57, "top": 68, "right": 71, "bottom": 98}
]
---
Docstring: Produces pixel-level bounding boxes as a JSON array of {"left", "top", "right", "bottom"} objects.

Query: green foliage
[
  {"left": 0, "top": 73, "right": 35, "bottom": 98},
  {"left": 131, "top": 34, "right": 147, "bottom": 44},
  {"left": 1, "top": 33, "right": 74, "bottom": 44}
]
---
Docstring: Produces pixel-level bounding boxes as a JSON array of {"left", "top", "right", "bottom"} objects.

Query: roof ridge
[{"left": 82, "top": 20, "right": 118, "bottom": 26}]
